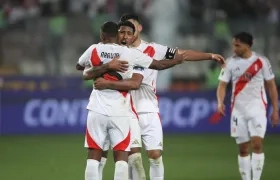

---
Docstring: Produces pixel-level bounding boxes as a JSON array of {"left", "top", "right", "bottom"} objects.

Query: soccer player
[
  {"left": 91, "top": 14, "right": 226, "bottom": 180},
  {"left": 79, "top": 21, "right": 184, "bottom": 180},
  {"left": 217, "top": 32, "right": 279, "bottom": 180}
]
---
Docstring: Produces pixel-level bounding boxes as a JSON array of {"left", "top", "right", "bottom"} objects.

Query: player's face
[
  {"left": 118, "top": 26, "right": 135, "bottom": 46},
  {"left": 232, "top": 38, "right": 249, "bottom": 56},
  {"left": 128, "top": 19, "right": 142, "bottom": 39}
]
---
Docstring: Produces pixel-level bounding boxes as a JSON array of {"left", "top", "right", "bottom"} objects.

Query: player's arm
[
  {"left": 262, "top": 57, "right": 279, "bottom": 127},
  {"left": 216, "top": 63, "right": 231, "bottom": 116},
  {"left": 94, "top": 65, "right": 145, "bottom": 90},
  {"left": 175, "top": 49, "right": 225, "bottom": 64},
  {"left": 217, "top": 80, "right": 228, "bottom": 105},
  {"left": 76, "top": 63, "right": 85, "bottom": 71},
  {"left": 265, "top": 79, "right": 278, "bottom": 112},
  {"left": 82, "top": 57, "right": 129, "bottom": 80},
  {"left": 94, "top": 72, "right": 144, "bottom": 91},
  {"left": 148, "top": 59, "right": 183, "bottom": 70}
]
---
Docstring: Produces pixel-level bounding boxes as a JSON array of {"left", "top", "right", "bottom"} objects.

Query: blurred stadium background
[{"left": 0, "top": 0, "right": 280, "bottom": 179}]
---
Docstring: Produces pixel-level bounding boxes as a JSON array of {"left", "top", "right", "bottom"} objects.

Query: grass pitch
[{"left": 1, "top": 134, "right": 279, "bottom": 180}]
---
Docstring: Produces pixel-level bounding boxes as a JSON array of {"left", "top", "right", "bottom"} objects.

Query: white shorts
[
  {"left": 84, "top": 110, "right": 131, "bottom": 151},
  {"left": 231, "top": 112, "right": 267, "bottom": 144},
  {"left": 102, "top": 114, "right": 142, "bottom": 151},
  {"left": 138, "top": 112, "right": 163, "bottom": 151}
]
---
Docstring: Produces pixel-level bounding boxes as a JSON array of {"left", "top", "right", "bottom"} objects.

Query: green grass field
[{"left": 0, "top": 134, "right": 279, "bottom": 180}]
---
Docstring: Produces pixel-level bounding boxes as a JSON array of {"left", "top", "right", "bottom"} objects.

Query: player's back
[
  {"left": 85, "top": 43, "right": 153, "bottom": 117},
  {"left": 227, "top": 52, "right": 274, "bottom": 116},
  {"left": 130, "top": 40, "right": 170, "bottom": 113}
]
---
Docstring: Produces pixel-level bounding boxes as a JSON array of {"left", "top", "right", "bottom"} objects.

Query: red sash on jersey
[
  {"left": 231, "top": 58, "right": 263, "bottom": 112},
  {"left": 210, "top": 58, "right": 263, "bottom": 124}
]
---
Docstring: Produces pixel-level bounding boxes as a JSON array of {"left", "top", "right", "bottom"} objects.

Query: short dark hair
[
  {"left": 118, "top": 21, "right": 135, "bottom": 33},
  {"left": 233, "top": 32, "right": 253, "bottom": 47},
  {"left": 120, "top": 13, "right": 140, "bottom": 23},
  {"left": 101, "top": 21, "right": 118, "bottom": 37}
]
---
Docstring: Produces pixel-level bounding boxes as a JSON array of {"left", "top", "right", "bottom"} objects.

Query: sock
[
  {"left": 128, "top": 153, "right": 146, "bottom": 180},
  {"left": 98, "top": 157, "right": 107, "bottom": 180},
  {"left": 251, "top": 153, "right": 265, "bottom": 180},
  {"left": 114, "top": 161, "right": 129, "bottom": 180},
  {"left": 238, "top": 155, "right": 251, "bottom": 180},
  {"left": 85, "top": 159, "right": 99, "bottom": 180},
  {"left": 149, "top": 156, "right": 164, "bottom": 180}
]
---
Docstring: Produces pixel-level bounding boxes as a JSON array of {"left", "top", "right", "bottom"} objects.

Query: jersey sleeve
[
  {"left": 129, "top": 49, "right": 153, "bottom": 68},
  {"left": 132, "top": 66, "right": 145, "bottom": 76},
  {"left": 218, "top": 60, "right": 231, "bottom": 82},
  {"left": 77, "top": 45, "right": 95, "bottom": 67},
  {"left": 153, "top": 43, "right": 177, "bottom": 60},
  {"left": 262, "top": 57, "right": 275, "bottom": 80}
]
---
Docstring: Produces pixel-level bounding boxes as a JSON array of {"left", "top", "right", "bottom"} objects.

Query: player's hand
[
  {"left": 209, "top": 53, "right": 226, "bottom": 66},
  {"left": 271, "top": 110, "right": 279, "bottom": 128},
  {"left": 107, "top": 56, "right": 129, "bottom": 73},
  {"left": 94, "top": 77, "right": 110, "bottom": 90},
  {"left": 217, "top": 103, "right": 226, "bottom": 116}
]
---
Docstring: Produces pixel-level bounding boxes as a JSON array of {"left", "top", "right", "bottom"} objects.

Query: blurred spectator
[
  {"left": 46, "top": 5, "right": 67, "bottom": 75},
  {"left": 205, "top": 61, "right": 220, "bottom": 89},
  {"left": 116, "top": 0, "right": 134, "bottom": 17},
  {"left": 23, "top": 0, "right": 39, "bottom": 33},
  {"left": 89, "top": 5, "right": 110, "bottom": 43},
  {"left": 213, "top": 10, "right": 230, "bottom": 55},
  {"left": 189, "top": 0, "right": 204, "bottom": 35},
  {"left": 0, "top": 3, "right": 8, "bottom": 66}
]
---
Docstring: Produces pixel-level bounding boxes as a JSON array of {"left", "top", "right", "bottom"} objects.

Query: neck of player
[
  {"left": 131, "top": 37, "right": 141, "bottom": 47},
  {"left": 103, "top": 38, "right": 117, "bottom": 44},
  {"left": 241, "top": 50, "right": 252, "bottom": 59}
]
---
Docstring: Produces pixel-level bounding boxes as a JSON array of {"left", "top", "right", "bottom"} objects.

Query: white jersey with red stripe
[
  {"left": 218, "top": 52, "right": 275, "bottom": 116},
  {"left": 78, "top": 43, "right": 153, "bottom": 116},
  {"left": 130, "top": 40, "right": 176, "bottom": 113}
]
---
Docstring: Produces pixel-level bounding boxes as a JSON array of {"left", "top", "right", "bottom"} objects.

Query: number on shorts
[{"left": 233, "top": 117, "right": 238, "bottom": 126}]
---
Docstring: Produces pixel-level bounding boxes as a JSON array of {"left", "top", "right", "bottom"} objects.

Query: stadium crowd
[{"left": 1, "top": 0, "right": 280, "bottom": 91}]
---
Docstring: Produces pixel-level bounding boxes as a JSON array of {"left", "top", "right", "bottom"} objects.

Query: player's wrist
[
  {"left": 207, "top": 53, "right": 213, "bottom": 60},
  {"left": 105, "top": 63, "right": 112, "bottom": 71}
]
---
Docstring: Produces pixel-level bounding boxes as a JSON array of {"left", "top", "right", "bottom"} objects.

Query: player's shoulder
[
  {"left": 225, "top": 55, "right": 237, "bottom": 65},
  {"left": 254, "top": 52, "right": 269, "bottom": 62}
]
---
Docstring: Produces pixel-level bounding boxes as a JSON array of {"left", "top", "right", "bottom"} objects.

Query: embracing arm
[
  {"left": 94, "top": 73, "right": 144, "bottom": 91},
  {"left": 82, "top": 57, "right": 129, "bottom": 80},
  {"left": 83, "top": 64, "right": 110, "bottom": 80},
  {"left": 148, "top": 59, "right": 183, "bottom": 70}
]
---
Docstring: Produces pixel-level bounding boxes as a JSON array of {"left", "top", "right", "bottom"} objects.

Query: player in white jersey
[
  {"left": 80, "top": 21, "right": 184, "bottom": 180},
  {"left": 217, "top": 32, "right": 279, "bottom": 180},
  {"left": 92, "top": 14, "right": 226, "bottom": 180}
]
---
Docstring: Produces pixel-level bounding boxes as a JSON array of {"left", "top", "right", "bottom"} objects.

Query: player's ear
[
  {"left": 100, "top": 32, "right": 104, "bottom": 41},
  {"left": 138, "top": 24, "right": 143, "bottom": 33}
]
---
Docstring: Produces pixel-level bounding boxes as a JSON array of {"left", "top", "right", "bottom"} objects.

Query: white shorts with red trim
[
  {"left": 84, "top": 110, "right": 131, "bottom": 151},
  {"left": 138, "top": 112, "right": 163, "bottom": 150},
  {"left": 231, "top": 111, "right": 267, "bottom": 144},
  {"left": 102, "top": 114, "right": 142, "bottom": 150}
]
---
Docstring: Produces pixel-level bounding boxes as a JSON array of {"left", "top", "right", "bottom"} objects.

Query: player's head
[
  {"left": 117, "top": 21, "right": 136, "bottom": 46},
  {"left": 100, "top": 21, "right": 118, "bottom": 43},
  {"left": 232, "top": 32, "right": 253, "bottom": 56},
  {"left": 120, "top": 13, "right": 142, "bottom": 40}
]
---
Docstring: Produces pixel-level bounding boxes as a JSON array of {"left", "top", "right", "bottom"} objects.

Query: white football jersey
[
  {"left": 218, "top": 52, "right": 275, "bottom": 116},
  {"left": 130, "top": 40, "right": 176, "bottom": 113},
  {"left": 78, "top": 43, "right": 153, "bottom": 116}
]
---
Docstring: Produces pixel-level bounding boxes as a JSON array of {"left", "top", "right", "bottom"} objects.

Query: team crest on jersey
[{"left": 255, "top": 64, "right": 258, "bottom": 71}]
